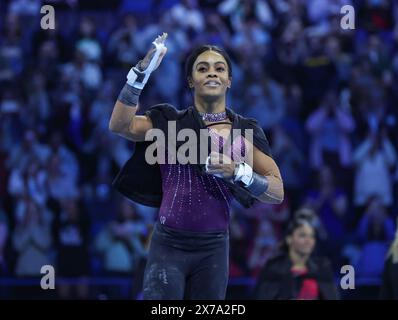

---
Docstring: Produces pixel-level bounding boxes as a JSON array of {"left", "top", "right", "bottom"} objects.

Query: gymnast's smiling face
[{"left": 189, "top": 50, "right": 232, "bottom": 102}]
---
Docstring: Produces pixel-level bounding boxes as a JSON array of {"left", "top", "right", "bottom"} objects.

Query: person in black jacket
[
  {"left": 254, "top": 208, "right": 339, "bottom": 300},
  {"left": 380, "top": 217, "right": 398, "bottom": 299}
]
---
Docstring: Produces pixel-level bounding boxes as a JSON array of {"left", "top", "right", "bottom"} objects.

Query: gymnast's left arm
[
  {"left": 205, "top": 146, "right": 284, "bottom": 204},
  {"left": 250, "top": 145, "right": 284, "bottom": 204}
]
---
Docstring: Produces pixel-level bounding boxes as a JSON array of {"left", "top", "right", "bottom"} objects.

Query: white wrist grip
[
  {"left": 126, "top": 36, "right": 166, "bottom": 89},
  {"left": 234, "top": 162, "right": 254, "bottom": 186}
]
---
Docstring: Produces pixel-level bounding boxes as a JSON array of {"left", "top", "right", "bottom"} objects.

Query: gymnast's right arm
[{"left": 109, "top": 33, "right": 168, "bottom": 141}]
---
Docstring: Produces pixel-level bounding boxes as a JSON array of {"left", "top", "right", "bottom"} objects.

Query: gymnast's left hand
[{"left": 205, "top": 151, "right": 235, "bottom": 179}]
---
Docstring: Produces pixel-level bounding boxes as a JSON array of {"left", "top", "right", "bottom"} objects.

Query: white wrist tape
[
  {"left": 234, "top": 162, "right": 254, "bottom": 186},
  {"left": 126, "top": 38, "right": 166, "bottom": 89}
]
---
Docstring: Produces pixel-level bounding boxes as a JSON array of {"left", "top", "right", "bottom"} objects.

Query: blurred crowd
[{"left": 0, "top": 0, "right": 398, "bottom": 299}]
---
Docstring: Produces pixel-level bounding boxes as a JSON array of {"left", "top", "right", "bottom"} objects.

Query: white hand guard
[
  {"left": 234, "top": 162, "right": 254, "bottom": 186},
  {"left": 127, "top": 33, "right": 168, "bottom": 89}
]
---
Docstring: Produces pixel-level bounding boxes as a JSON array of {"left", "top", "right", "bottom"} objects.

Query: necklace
[{"left": 198, "top": 111, "right": 227, "bottom": 122}]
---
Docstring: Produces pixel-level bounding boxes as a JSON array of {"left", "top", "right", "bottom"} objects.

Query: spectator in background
[
  {"left": 218, "top": 0, "right": 275, "bottom": 33},
  {"left": 48, "top": 131, "right": 79, "bottom": 184},
  {"left": 6, "top": 129, "right": 50, "bottom": 171},
  {"left": 271, "top": 124, "right": 306, "bottom": 211},
  {"left": 298, "top": 33, "right": 337, "bottom": 116},
  {"left": 267, "top": 20, "right": 306, "bottom": 90},
  {"left": 254, "top": 208, "right": 338, "bottom": 300},
  {"left": 304, "top": 165, "right": 351, "bottom": 269},
  {"left": 242, "top": 69, "right": 286, "bottom": 131},
  {"left": 61, "top": 48, "right": 103, "bottom": 92},
  {"left": 230, "top": 18, "right": 270, "bottom": 58},
  {"left": 198, "top": 13, "right": 231, "bottom": 48},
  {"left": 353, "top": 127, "right": 397, "bottom": 217},
  {"left": 75, "top": 16, "right": 102, "bottom": 63},
  {"left": 169, "top": 0, "right": 205, "bottom": 36},
  {"left": 354, "top": 195, "right": 395, "bottom": 299},
  {"left": 306, "top": 0, "right": 351, "bottom": 27},
  {"left": 228, "top": 207, "right": 251, "bottom": 279},
  {"left": 47, "top": 153, "right": 79, "bottom": 201},
  {"left": 52, "top": 199, "right": 91, "bottom": 299},
  {"left": 107, "top": 13, "right": 140, "bottom": 69},
  {"left": 34, "top": 38, "right": 63, "bottom": 86},
  {"left": 8, "top": 157, "right": 48, "bottom": 209},
  {"left": 12, "top": 199, "right": 53, "bottom": 298},
  {"left": 380, "top": 216, "right": 398, "bottom": 299},
  {"left": 325, "top": 36, "right": 352, "bottom": 84},
  {"left": 247, "top": 211, "right": 279, "bottom": 278},
  {"left": 306, "top": 90, "right": 355, "bottom": 182},
  {"left": 26, "top": 71, "right": 51, "bottom": 126},
  {"left": 0, "top": 13, "right": 24, "bottom": 81},
  {"left": 95, "top": 198, "right": 148, "bottom": 299},
  {"left": 8, "top": 0, "right": 41, "bottom": 17}
]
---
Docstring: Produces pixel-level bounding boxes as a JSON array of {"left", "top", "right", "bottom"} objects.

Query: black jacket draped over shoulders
[{"left": 112, "top": 104, "right": 272, "bottom": 208}]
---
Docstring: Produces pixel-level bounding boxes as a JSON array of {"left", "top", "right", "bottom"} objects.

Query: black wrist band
[
  {"left": 244, "top": 172, "right": 269, "bottom": 197},
  {"left": 117, "top": 83, "right": 142, "bottom": 106}
]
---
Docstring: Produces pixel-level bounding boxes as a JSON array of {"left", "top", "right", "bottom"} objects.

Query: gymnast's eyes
[{"left": 196, "top": 65, "right": 226, "bottom": 73}]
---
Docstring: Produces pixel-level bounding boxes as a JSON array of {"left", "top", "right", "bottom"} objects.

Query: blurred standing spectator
[
  {"left": 169, "top": 0, "right": 205, "bottom": 37},
  {"left": 228, "top": 207, "right": 251, "bottom": 279},
  {"left": 306, "top": 0, "right": 351, "bottom": 26},
  {"left": 12, "top": 199, "right": 53, "bottom": 298},
  {"left": 354, "top": 196, "right": 395, "bottom": 299},
  {"left": 271, "top": 124, "right": 306, "bottom": 211},
  {"left": 247, "top": 209, "right": 281, "bottom": 278},
  {"left": 75, "top": 16, "right": 102, "bottom": 63},
  {"left": 95, "top": 199, "right": 148, "bottom": 299},
  {"left": 230, "top": 18, "right": 270, "bottom": 57},
  {"left": 48, "top": 131, "right": 80, "bottom": 184},
  {"left": 107, "top": 13, "right": 140, "bottom": 69},
  {"left": 352, "top": 127, "right": 397, "bottom": 216},
  {"left": 306, "top": 90, "right": 355, "bottom": 187},
  {"left": 242, "top": 73, "right": 286, "bottom": 131},
  {"left": 304, "top": 165, "right": 351, "bottom": 269},
  {"left": 61, "top": 48, "right": 103, "bottom": 92},
  {"left": 8, "top": 157, "right": 48, "bottom": 209},
  {"left": 197, "top": 13, "right": 231, "bottom": 48},
  {"left": 0, "top": 13, "right": 24, "bottom": 81},
  {"left": 298, "top": 34, "right": 337, "bottom": 116},
  {"left": 52, "top": 199, "right": 91, "bottom": 299},
  {"left": 26, "top": 71, "right": 51, "bottom": 129},
  {"left": 8, "top": 0, "right": 41, "bottom": 17},
  {"left": 325, "top": 36, "right": 352, "bottom": 85},
  {"left": 6, "top": 129, "right": 50, "bottom": 171},
  {"left": 218, "top": 0, "right": 275, "bottom": 33},
  {"left": 47, "top": 153, "right": 79, "bottom": 201}
]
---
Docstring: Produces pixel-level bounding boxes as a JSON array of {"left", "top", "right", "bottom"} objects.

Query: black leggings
[{"left": 143, "top": 222, "right": 229, "bottom": 300}]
